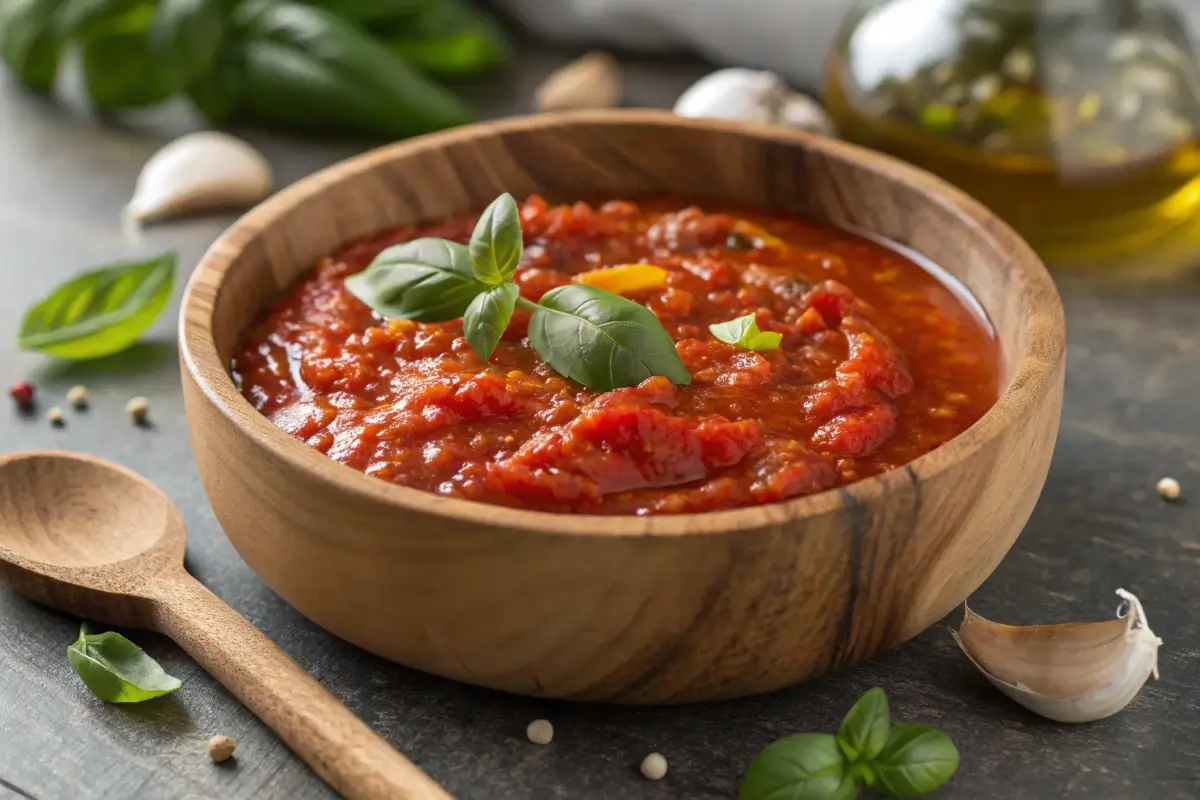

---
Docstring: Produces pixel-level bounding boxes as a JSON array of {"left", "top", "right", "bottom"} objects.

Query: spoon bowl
[
  {"left": 0, "top": 451, "right": 183, "bottom": 627},
  {"left": 0, "top": 450, "right": 451, "bottom": 800}
]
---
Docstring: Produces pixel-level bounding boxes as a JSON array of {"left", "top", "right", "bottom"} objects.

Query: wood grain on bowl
[{"left": 180, "top": 110, "right": 1065, "bottom": 704}]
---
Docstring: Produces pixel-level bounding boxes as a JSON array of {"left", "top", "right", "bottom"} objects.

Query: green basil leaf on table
[
  {"left": 468, "top": 192, "right": 522, "bottom": 285},
  {"left": 18, "top": 252, "right": 176, "bottom": 360},
  {"left": 526, "top": 284, "right": 692, "bottom": 392},
  {"left": 67, "top": 625, "right": 182, "bottom": 703},
  {"left": 229, "top": 1, "right": 472, "bottom": 139},
  {"left": 345, "top": 238, "right": 487, "bottom": 322},
  {"left": 739, "top": 732, "right": 860, "bottom": 800},
  {"left": 837, "top": 686, "right": 891, "bottom": 763},
  {"left": 55, "top": 0, "right": 144, "bottom": 40},
  {"left": 377, "top": 0, "right": 509, "bottom": 76},
  {"left": 871, "top": 724, "right": 960, "bottom": 797},
  {"left": 463, "top": 282, "right": 518, "bottom": 362},
  {"left": 0, "top": 0, "right": 64, "bottom": 92},
  {"left": 148, "top": 0, "right": 227, "bottom": 86}
]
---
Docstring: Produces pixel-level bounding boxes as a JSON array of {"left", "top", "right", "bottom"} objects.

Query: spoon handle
[{"left": 150, "top": 571, "right": 454, "bottom": 800}]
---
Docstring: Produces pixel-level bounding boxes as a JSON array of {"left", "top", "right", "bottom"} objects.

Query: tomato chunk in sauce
[{"left": 234, "top": 197, "right": 999, "bottom": 515}]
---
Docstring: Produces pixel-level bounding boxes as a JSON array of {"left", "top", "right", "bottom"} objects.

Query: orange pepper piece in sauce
[
  {"left": 731, "top": 220, "right": 786, "bottom": 251},
  {"left": 576, "top": 263, "right": 669, "bottom": 294}
]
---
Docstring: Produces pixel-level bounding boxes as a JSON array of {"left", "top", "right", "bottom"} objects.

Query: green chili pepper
[{"left": 228, "top": 1, "right": 472, "bottom": 139}]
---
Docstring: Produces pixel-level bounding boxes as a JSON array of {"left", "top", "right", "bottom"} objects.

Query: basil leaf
[
  {"left": 0, "top": 0, "right": 64, "bottom": 92},
  {"left": 185, "top": 41, "right": 240, "bottom": 123},
  {"left": 871, "top": 724, "right": 959, "bottom": 797},
  {"left": 18, "top": 253, "right": 176, "bottom": 360},
  {"left": 837, "top": 687, "right": 891, "bottom": 763},
  {"left": 230, "top": 1, "right": 472, "bottom": 139},
  {"left": 148, "top": 0, "right": 226, "bottom": 86},
  {"left": 67, "top": 625, "right": 182, "bottom": 703},
  {"left": 528, "top": 284, "right": 691, "bottom": 392},
  {"left": 81, "top": 9, "right": 184, "bottom": 109},
  {"left": 740, "top": 733, "right": 860, "bottom": 800},
  {"left": 709, "top": 314, "right": 782, "bottom": 352},
  {"left": 468, "top": 192, "right": 522, "bottom": 285},
  {"left": 345, "top": 238, "right": 487, "bottom": 322},
  {"left": 56, "top": 0, "right": 145, "bottom": 40},
  {"left": 301, "top": 0, "right": 428, "bottom": 25},
  {"left": 380, "top": 0, "right": 509, "bottom": 76},
  {"left": 463, "top": 282, "right": 517, "bottom": 362}
]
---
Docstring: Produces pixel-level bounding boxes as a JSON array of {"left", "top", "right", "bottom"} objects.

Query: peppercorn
[
  {"left": 206, "top": 734, "right": 236, "bottom": 763},
  {"left": 125, "top": 396, "right": 150, "bottom": 425},
  {"left": 9, "top": 380, "right": 35, "bottom": 410}
]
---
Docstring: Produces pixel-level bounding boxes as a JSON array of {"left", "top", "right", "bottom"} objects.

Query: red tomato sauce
[{"left": 234, "top": 197, "right": 999, "bottom": 515}]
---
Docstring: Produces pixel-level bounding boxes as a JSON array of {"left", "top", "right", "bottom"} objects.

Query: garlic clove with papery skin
[
  {"left": 952, "top": 589, "right": 1162, "bottom": 724},
  {"left": 122, "top": 131, "right": 273, "bottom": 241},
  {"left": 672, "top": 68, "right": 836, "bottom": 136}
]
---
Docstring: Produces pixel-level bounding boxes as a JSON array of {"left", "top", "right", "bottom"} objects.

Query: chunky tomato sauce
[{"left": 234, "top": 197, "right": 999, "bottom": 515}]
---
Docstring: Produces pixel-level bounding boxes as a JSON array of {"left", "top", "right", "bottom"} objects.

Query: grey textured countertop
[{"left": 2, "top": 48, "right": 1199, "bottom": 800}]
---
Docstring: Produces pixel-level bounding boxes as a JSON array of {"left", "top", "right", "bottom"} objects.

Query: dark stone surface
[{"left": 2, "top": 47, "right": 1199, "bottom": 800}]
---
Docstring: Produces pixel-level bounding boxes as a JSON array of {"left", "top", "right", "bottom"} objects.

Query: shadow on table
[{"left": 28, "top": 341, "right": 178, "bottom": 384}]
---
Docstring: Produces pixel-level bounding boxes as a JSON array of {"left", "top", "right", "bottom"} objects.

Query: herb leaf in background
[
  {"left": 709, "top": 313, "right": 783, "bottom": 352},
  {"left": 463, "top": 282, "right": 518, "bottom": 362},
  {"left": 82, "top": 21, "right": 184, "bottom": 109},
  {"left": 344, "top": 238, "right": 485, "bottom": 322},
  {"left": 837, "top": 686, "right": 891, "bottom": 763},
  {"left": 376, "top": 0, "right": 508, "bottom": 77},
  {"left": 148, "top": 0, "right": 227, "bottom": 86},
  {"left": 18, "top": 252, "right": 176, "bottom": 360},
  {"left": 228, "top": 1, "right": 473, "bottom": 139},
  {"left": 67, "top": 625, "right": 183, "bottom": 703},
  {"left": 55, "top": 0, "right": 145, "bottom": 40},
  {"left": 739, "top": 733, "right": 859, "bottom": 800},
  {"left": 299, "top": 0, "right": 427, "bottom": 26},
  {"left": 468, "top": 192, "right": 523, "bottom": 285},
  {"left": 871, "top": 724, "right": 960, "bottom": 797},
  {"left": 0, "top": 0, "right": 65, "bottom": 92},
  {"left": 527, "top": 284, "right": 693, "bottom": 392}
]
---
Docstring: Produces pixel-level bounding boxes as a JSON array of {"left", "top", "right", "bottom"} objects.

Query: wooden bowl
[{"left": 180, "top": 110, "right": 1065, "bottom": 704}]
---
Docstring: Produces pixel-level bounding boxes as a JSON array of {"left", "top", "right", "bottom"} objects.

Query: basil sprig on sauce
[
  {"left": 67, "top": 624, "right": 183, "bottom": 704},
  {"left": 740, "top": 688, "right": 959, "bottom": 800},
  {"left": 346, "top": 193, "right": 692, "bottom": 392},
  {"left": 710, "top": 313, "right": 782, "bottom": 352}
]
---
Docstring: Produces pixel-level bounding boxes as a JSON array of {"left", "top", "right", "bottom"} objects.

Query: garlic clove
[
  {"left": 535, "top": 51, "right": 622, "bottom": 113},
  {"left": 672, "top": 68, "right": 836, "bottom": 136},
  {"left": 777, "top": 92, "right": 837, "bottom": 136},
  {"left": 673, "top": 68, "right": 787, "bottom": 124},
  {"left": 123, "top": 131, "right": 273, "bottom": 240},
  {"left": 952, "top": 589, "right": 1162, "bottom": 723}
]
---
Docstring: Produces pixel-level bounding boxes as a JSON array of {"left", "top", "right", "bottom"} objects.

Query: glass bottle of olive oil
[{"left": 826, "top": 0, "right": 1200, "bottom": 264}]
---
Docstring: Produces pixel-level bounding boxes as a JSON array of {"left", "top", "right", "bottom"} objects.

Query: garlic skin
[
  {"left": 952, "top": 589, "right": 1162, "bottom": 724},
  {"left": 123, "top": 132, "right": 273, "bottom": 239},
  {"left": 673, "top": 68, "right": 835, "bottom": 136},
  {"left": 536, "top": 51, "right": 622, "bottom": 112}
]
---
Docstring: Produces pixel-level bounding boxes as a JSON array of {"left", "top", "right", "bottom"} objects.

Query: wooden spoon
[{"left": 0, "top": 450, "right": 453, "bottom": 800}]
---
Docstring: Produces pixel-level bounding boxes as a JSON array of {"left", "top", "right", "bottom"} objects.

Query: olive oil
[{"left": 826, "top": 0, "right": 1200, "bottom": 264}]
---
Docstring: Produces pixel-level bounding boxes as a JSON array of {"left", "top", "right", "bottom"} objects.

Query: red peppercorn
[{"left": 9, "top": 380, "right": 35, "bottom": 409}]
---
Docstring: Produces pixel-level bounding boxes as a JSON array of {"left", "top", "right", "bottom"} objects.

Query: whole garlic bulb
[{"left": 672, "top": 68, "right": 835, "bottom": 136}]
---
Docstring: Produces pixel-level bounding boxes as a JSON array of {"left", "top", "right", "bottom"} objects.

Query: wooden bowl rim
[{"left": 180, "top": 109, "right": 1064, "bottom": 538}]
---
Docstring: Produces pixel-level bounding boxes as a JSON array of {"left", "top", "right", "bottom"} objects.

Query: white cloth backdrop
[
  {"left": 494, "top": 0, "right": 856, "bottom": 92},
  {"left": 494, "top": 0, "right": 1200, "bottom": 95}
]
